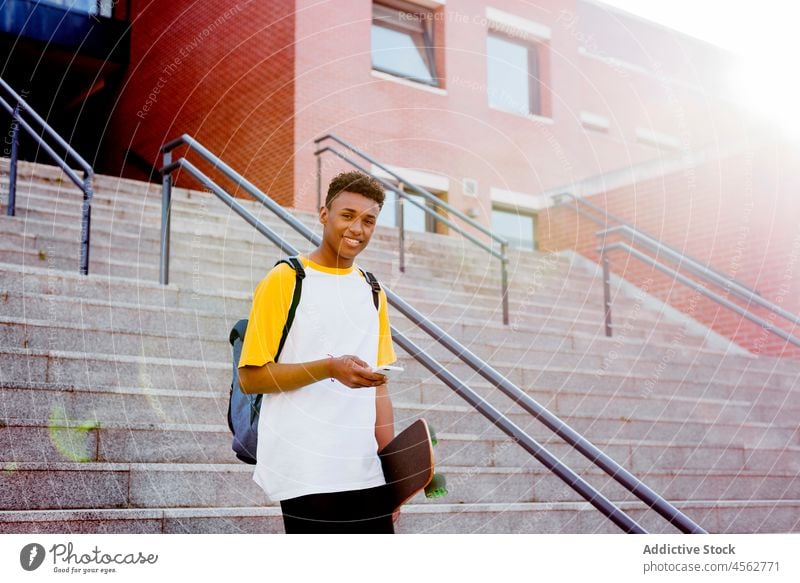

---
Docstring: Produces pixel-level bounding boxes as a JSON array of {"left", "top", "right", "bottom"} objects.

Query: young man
[{"left": 237, "top": 170, "right": 398, "bottom": 534}]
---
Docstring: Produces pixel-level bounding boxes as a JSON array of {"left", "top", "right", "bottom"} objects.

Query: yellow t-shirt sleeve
[
  {"left": 238, "top": 263, "right": 297, "bottom": 368},
  {"left": 376, "top": 287, "right": 397, "bottom": 367}
]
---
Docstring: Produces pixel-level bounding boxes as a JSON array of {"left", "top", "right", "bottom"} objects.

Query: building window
[
  {"left": 378, "top": 186, "right": 448, "bottom": 234},
  {"left": 491, "top": 206, "right": 536, "bottom": 250},
  {"left": 487, "top": 33, "right": 543, "bottom": 116},
  {"left": 371, "top": 2, "right": 439, "bottom": 86},
  {"left": 39, "top": 1, "right": 113, "bottom": 17}
]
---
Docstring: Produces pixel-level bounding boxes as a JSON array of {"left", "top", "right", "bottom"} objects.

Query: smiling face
[{"left": 317, "top": 190, "right": 382, "bottom": 267}]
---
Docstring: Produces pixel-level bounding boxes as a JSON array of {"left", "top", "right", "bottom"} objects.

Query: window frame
[
  {"left": 379, "top": 183, "right": 449, "bottom": 235},
  {"left": 486, "top": 31, "right": 544, "bottom": 117},
  {"left": 371, "top": 1, "right": 440, "bottom": 87}
]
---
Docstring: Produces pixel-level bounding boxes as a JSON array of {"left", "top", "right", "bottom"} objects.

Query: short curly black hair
[{"left": 326, "top": 171, "right": 385, "bottom": 209}]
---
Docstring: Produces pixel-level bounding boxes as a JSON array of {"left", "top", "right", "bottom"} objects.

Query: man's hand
[
  {"left": 392, "top": 508, "right": 400, "bottom": 524},
  {"left": 329, "top": 355, "right": 387, "bottom": 388}
]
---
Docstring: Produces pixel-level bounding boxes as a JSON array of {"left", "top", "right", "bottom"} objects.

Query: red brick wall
[
  {"left": 538, "top": 140, "right": 800, "bottom": 358},
  {"left": 104, "top": 0, "right": 296, "bottom": 205}
]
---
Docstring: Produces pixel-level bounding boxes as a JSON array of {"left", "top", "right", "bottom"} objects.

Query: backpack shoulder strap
[
  {"left": 229, "top": 318, "right": 249, "bottom": 346},
  {"left": 359, "top": 268, "right": 381, "bottom": 311},
  {"left": 274, "top": 256, "right": 306, "bottom": 359}
]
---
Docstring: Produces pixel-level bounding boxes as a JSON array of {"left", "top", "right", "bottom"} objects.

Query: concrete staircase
[{"left": 1, "top": 159, "right": 798, "bottom": 534}]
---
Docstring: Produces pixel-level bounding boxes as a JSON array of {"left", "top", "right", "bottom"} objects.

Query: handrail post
[
  {"left": 501, "top": 242, "right": 509, "bottom": 326},
  {"left": 602, "top": 250, "right": 612, "bottom": 337},
  {"left": 159, "top": 151, "right": 173, "bottom": 285},
  {"left": 80, "top": 172, "right": 93, "bottom": 275},
  {"left": 316, "top": 153, "right": 322, "bottom": 210},
  {"left": 6, "top": 103, "right": 19, "bottom": 217},
  {"left": 397, "top": 192, "right": 405, "bottom": 273}
]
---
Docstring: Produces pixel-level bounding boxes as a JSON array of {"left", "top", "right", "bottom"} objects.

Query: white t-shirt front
[{"left": 239, "top": 257, "right": 396, "bottom": 502}]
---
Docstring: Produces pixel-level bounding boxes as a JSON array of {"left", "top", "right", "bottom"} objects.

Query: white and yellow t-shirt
[{"left": 238, "top": 256, "right": 396, "bottom": 502}]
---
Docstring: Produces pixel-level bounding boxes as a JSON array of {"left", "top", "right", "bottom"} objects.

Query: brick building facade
[{"left": 100, "top": 0, "right": 798, "bottom": 356}]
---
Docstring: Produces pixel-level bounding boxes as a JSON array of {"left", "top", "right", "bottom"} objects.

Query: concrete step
[
  {"left": 399, "top": 314, "right": 709, "bottom": 352},
  {"left": 0, "top": 259, "right": 676, "bottom": 345},
  {"left": 0, "top": 270, "right": 666, "bottom": 342},
  {"left": 1, "top": 460, "right": 796, "bottom": 512},
  {"left": 399, "top": 329, "right": 794, "bottom": 385},
  {"left": 0, "top": 214, "right": 597, "bottom": 296},
  {"left": 2, "top": 173, "right": 570, "bottom": 269},
  {"left": 13, "top": 305, "right": 702, "bottom": 371},
  {"left": 2, "top": 330, "right": 790, "bottom": 424},
  {"left": 0, "top": 216, "right": 617, "bottom": 316},
  {"left": 4, "top": 335, "right": 793, "bottom": 416},
  {"left": 0, "top": 461, "right": 268, "bottom": 510},
  {"left": 0, "top": 251, "right": 604, "bottom": 324},
  {"left": 0, "top": 506, "right": 285, "bottom": 534},
  {"left": 4, "top": 310, "right": 789, "bottom": 396},
  {"left": 0, "top": 338, "right": 796, "bottom": 414},
  {"left": 420, "top": 392, "right": 798, "bottom": 448},
  {"left": 0, "top": 211, "right": 503, "bottom": 282},
  {"left": 2, "top": 371, "right": 796, "bottom": 450},
  {"left": 5, "top": 498, "right": 796, "bottom": 533},
  {"left": 2, "top": 159, "right": 798, "bottom": 534},
  {"left": 0, "top": 276, "right": 689, "bottom": 344},
  {"left": 4, "top": 260, "right": 791, "bottom": 373},
  {"left": 4, "top": 315, "right": 794, "bottom": 426},
  {"left": 0, "top": 236, "right": 610, "bottom": 311},
  {"left": 404, "top": 361, "right": 795, "bottom": 412},
  {"left": 3, "top": 415, "right": 797, "bottom": 475},
  {"left": 0, "top": 183, "right": 558, "bottom": 267},
  {"left": 0, "top": 290, "right": 692, "bottom": 356}
]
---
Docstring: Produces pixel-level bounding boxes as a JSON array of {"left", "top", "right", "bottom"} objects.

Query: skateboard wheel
[
  {"left": 428, "top": 424, "right": 438, "bottom": 447},
  {"left": 425, "top": 473, "right": 448, "bottom": 499}
]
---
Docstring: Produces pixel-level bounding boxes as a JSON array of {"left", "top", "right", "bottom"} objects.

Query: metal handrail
[
  {"left": 599, "top": 225, "right": 800, "bottom": 329},
  {"left": 159, "top": 134, "right": 706, "bottom": 534},
  {"left": 161, "top": 156, "right": 644, "bottom": 533},
  {"left": 314, "top": 134, "right": 510, "bottom": 326},
  {"left": 315, "top": 146, "right": 503, "bottom": 259},
  {"left": 601, "top": 242, "right": 800, "bottom": 348},
  {"left": 553, "top": 192, "right": 761, "bottom": 297},
  {"left": 0, "top": 76, "right": 94, "bottom": 275},
  {"left": 315, "top": 134, "right": 506, "bottom": 244}
]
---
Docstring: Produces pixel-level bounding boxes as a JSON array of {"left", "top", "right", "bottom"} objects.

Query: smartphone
[{"left": 372, "top": 365, "right": 404, "bottom": 380}]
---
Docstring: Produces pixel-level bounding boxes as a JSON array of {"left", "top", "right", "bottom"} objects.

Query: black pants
[{"left": 280, "top": 485, "right": 394, "bottom": 534}]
